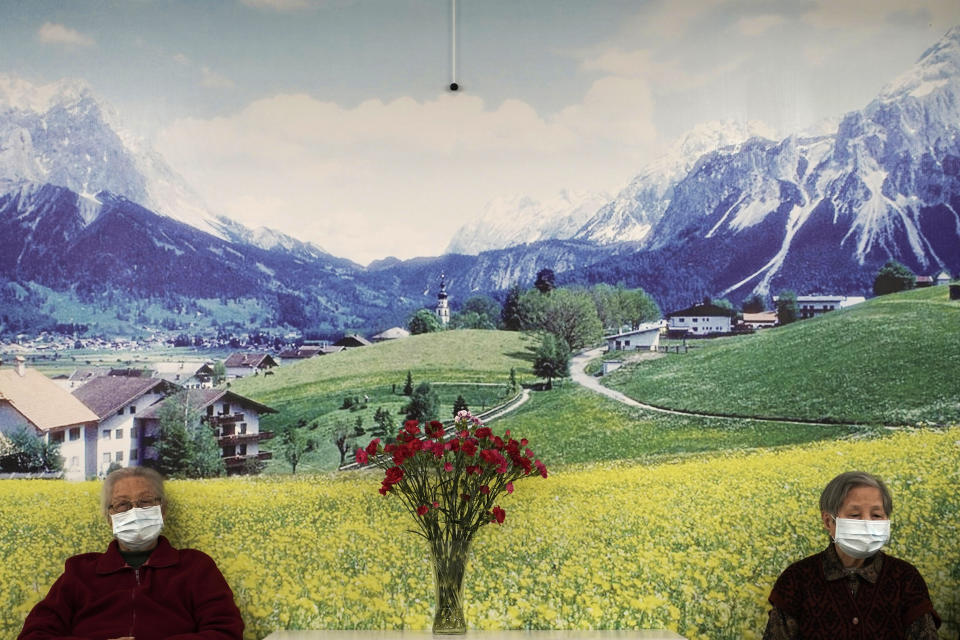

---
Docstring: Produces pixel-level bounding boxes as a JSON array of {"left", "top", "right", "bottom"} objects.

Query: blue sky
[{"left": 1, "top": 0, "right": 958, "bottom": 263}]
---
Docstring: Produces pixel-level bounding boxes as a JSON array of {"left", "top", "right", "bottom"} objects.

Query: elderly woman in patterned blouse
[{"left": 763, "top": 470, "right": 940, "bottom": 639}]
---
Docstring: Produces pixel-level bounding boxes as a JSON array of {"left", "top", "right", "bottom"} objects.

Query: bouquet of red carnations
[{"left": 355, "top": 410, "right": 547, "bottom": 633}]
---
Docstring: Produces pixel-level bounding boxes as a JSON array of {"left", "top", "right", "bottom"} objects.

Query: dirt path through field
[{"left": 569, "top": 347, "right": 878, "bottom": 428}]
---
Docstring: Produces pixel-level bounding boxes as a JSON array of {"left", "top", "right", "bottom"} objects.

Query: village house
[
  {"left": 333, "top": 334, "right": 372, "bottom": 349},
  {"left": 934, "top": 270, "right": 953, "bottom": 286},
  {"left": 666, "top": 303, "right": 734, "bottom": 336},
  {"left": 137, "top": 389, "right": 276, "bottom": 475},
  {"left": 604, "top": 322, "right": 662, "bottom": 352},
  {"left": 223, "top": 353, "right": 278, "bottom": 379},
  {"left": 795, "top": 295, "right": 865, "bottom": 319},
  {"left": 741, "top": 311, "right": 778, "bottom": 330},
  {"left": 0, "top": 358, "right": 99, "bottom": 481},
  {"left": 72, "top": 376, "right": 179, "bottom": 477},
  {"left": 152, "top": 361, "right": 216, "bottom": 388},
  {"left": 372, "top": 327, "right": 411, "bottom": 342},
  {"left": 277, "top": 343, "right": 344, "bottom": 361}
]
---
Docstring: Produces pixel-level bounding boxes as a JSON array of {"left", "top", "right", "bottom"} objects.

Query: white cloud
[
  {"left": 36, "top": 22, "right": 95, "bottom": 47},
  {"left": 735, "top": 15, "right": 785, "bottom": 36},
  {"left": 201, "top": 66, "right": 235, "bottom": 89},
  {"left": 155, "top": 89, "right": 658, "bottom": 263}
]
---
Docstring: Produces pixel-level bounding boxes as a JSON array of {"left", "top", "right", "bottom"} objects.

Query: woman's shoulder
[{"left": 879, "top": 552, "right": 927, "bottom": 580}]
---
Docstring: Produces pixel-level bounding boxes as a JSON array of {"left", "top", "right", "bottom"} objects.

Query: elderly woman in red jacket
[
  {"left": 763, "top": 470, "right": 940, "bottom": 640},
  {"left": 19, "top": 467, "right": 243, "bottom": 640}
]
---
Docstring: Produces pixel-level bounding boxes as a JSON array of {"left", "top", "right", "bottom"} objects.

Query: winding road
[{"left": 568, "top": 347, "right": 876, "bottom": 428}]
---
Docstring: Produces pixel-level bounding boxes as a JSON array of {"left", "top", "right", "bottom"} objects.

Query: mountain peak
[
  {"left": 0, "top": 73, "right": 95, "bottom": 113},
  {"left": 878, "top": 25, "right": 960, "bottom": 101}
]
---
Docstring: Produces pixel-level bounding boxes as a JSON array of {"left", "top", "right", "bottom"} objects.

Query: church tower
[{"left": 435, "top": 273, "right": 450, "bottom": 326}]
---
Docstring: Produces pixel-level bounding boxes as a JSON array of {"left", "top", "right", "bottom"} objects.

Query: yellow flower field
[{"left": 1, "top": 427, "right": 958, "bottom": 640}]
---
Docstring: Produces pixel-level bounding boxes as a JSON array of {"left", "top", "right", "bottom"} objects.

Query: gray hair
[
  {"left": 101, "top": 466, "right": 166, "bottom": 516},
  {"left": 819, "top": 470, "right": 893, "bottom": 516}
]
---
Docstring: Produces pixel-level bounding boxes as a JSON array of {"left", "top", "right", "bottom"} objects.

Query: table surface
[{"left": 264, "top": 632, "right": 686, "bottom": 640}]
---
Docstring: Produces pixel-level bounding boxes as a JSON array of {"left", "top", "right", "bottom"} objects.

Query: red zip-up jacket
[{"left": 18, "top": 536, "right": 244, "bottom": 640}]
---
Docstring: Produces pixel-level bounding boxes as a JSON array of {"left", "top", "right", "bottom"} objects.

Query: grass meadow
[
  {"left": 1, "top": 428, "right": 957, "bottom": 640},
  {"left": 605, "top": 286, "right": 960, "bottom": 425}
]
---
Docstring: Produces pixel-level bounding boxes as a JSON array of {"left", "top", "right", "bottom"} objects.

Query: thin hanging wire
[{"left": 451, "top": 0, "right": 457, "bottom": 86}]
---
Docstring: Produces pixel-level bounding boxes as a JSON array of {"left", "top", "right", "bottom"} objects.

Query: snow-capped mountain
[
  {"left": 582, "top": 26, "right": 960, "bottom": 306},
  {"left": 0, "top": 73, "right": 326, "bottom": 259},
  {"left": 445, "top": 189, "right": 609, "bottom": 255},
  {"left": 573, "top": 120, "right": 778, "bottom": 246}
]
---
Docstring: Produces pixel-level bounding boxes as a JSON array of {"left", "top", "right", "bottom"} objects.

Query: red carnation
[
  {"left": 461, "top": 440, "right": 477, "bottom": 457},
  {"left": 365, "top": 439, "right": 381, "bottom": 455},
  {"left": 404, "top": 420, "right": 421, "bottom": 435},
  {"left": 417, "top": 505, "right": 430, "bottom": 516},
  {"left": 535, "top": 459, "right": 548, "bottom": 478},
  {"left": 443, "top": 462, "right": 453, "bottom": 472},
  {"left": 506, "top": 482, "right": 514, "bottom": 494},
  {"left": 384, "top": 466, "right": 405, "bottom": 485},
  {"left": 491, "top": 506, "right": 505, "bottom": 524},
  {"left": 474, "top": 427, "right": 492, "bottom": 439},
  {"left": 355, "top": 448, "right": 369, "bottom": 464},
  {"left": 479, "top": 485, "right": 490, "bottom": 495}
]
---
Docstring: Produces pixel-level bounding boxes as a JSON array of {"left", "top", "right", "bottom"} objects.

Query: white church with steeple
[{"left": 435, "top": 273, "right": 450, "bottom": 326}]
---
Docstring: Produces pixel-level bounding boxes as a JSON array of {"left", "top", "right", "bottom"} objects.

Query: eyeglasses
[{"left": 109, "top": 497, "right": 162, "bottom": 513}]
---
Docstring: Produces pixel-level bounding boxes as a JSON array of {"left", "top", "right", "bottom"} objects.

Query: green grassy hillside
[
  {"left": 232, "top": 330, "right": 538, "bottom": 471},
  {"left": 605, "top": 286, "right": 960, "bottom": 424}
]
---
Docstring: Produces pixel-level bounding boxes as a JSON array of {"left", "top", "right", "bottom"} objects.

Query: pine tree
[{"left": 452, "top": 394, "right": 469, "bottom": 418}]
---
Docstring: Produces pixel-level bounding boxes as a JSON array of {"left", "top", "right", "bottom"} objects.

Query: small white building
[
  {"left": 604, "top": 322, "right": 662, "bottom": 352},
  {"left": 223, "top": 353, "right": 278, "bottom": 379},
  {"left": 795, "top": 295, "right": 865, "bottom": 319},
  {"left": 152, "top": 361, "right": 216, "bottom": 388},
  {"left": 741, "top": 311, "right": 778, "bottom": 329},
  {"left": 666, "top": 303, "right": 734, "bottom": 336},
  {"left": 935, "top": 270, "right": 953, "bottom": 286}
]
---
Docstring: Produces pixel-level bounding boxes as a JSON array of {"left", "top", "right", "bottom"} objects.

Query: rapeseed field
[{"left": 2, "top": 427, "right": 957, "bottom": 640}]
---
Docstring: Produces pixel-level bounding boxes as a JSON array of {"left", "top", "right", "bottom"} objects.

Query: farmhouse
[
  {"left": 137, "top": 389, "right": 276, "bottom": 475},
  {"left": 224, "top": 353, "right": 279, "bottom": 379},
  {"left": 666, "top": 303, "right": 734, "bottom": 336},
  {"left": 72, "top": 376, "right": 179, "bottom": 477},
  {"left": 795, "top": 295, "right": 865, "bottom": 319},
  {"left": 604, "top": 322, "right": 662, "bottom": 352},
  {"left": 334, "top": 334, "right": 372, "bottom": 348},
  {"left": 0, "top": 358, "right": 99, "bottom": 481},
  {"left": 935, "top": 270, "right": 953, "bottom": 285},
  {"left": 152, "top": 361, "right": 216, "bottom": 388},
  {"left": 741, "top": 311, "right": 778, "bottom": 329},
  {"left": 372, "top": 327, "right": 411, "bottom": 342}
]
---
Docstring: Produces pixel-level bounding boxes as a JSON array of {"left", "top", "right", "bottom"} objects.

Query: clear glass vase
[{"left": 430, "top": 536, "right": 472, "bottom": 634}]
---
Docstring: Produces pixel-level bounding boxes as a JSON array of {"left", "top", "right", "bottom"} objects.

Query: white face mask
[
  {"left": 832, "top": 516, "right": 890, "bottom": 559},
  {"left": 111, "top": 505, "right": 164, "bottom": 551}
]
